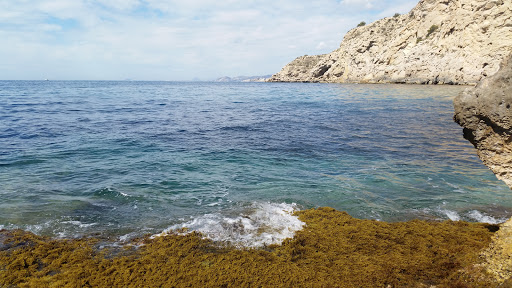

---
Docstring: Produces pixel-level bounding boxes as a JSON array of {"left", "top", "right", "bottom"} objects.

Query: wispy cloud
[
  {"left": 0, "top": 0, "right": 418, "bottom": 80},
  {"left": 342, "top": 0, "right": 375, "bottom": 9}
]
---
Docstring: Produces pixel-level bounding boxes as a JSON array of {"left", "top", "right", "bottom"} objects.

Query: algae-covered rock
[
  {"left": 481, "top": 217, "right": 512, "bottom": 283},
  {"left": 0, "top": 208, "right": 500, "bottom": 287}
]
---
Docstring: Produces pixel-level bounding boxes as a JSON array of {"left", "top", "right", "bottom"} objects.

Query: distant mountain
[{"left": 215, "top": 75, "right": 272, "bottom": 82}]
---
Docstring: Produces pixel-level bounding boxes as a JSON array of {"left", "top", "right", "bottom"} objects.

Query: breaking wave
[
  {"left": 156, "top": 202, "right": 304, "bottom": 248},
  {"left": 438, "top": 209, "right": 507, "bottom": 224}
]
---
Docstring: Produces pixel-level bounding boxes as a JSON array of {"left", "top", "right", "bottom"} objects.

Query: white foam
[
  {"left": 440, "top": 209, "right": 461, "bottom": 221},
  {"left": 119, "top": 232, "right": 140, "bottom": 242},
  {"left": 437, "top": 208, "right": 507, "bottom": 224},
  {"left": 466, "top": 210, "right": 506, "bottom": 224},
  {"left": 157, "top": 202, "right": 304, "bottom": 248}
]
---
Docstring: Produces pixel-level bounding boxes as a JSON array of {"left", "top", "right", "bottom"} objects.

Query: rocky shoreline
[
  {"left": 454, "top": 54, "right": 512, "bottom": 284},
  {"left": 264, "top": 0, "right": 512, "bottom": 283},
  {"left": 2, "top": 70, "right": 512, "bottom": 287},
  {"left": 2, "top": 0, "right": 512, "bottom": 286},
  {"left": 267, "top": 0, "right": 511, "bottom": 85},
  {"left": 0, "top": 208, "right": 503, "bottom": 287}
]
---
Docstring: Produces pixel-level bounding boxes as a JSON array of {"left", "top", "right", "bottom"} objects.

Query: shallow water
[{"left": 0, "top": 81, "right": 510, "bottom": 243}]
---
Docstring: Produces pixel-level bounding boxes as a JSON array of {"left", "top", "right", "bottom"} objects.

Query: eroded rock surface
[
  {"left": 454, "top": 55, "right": 512, "bottom": 282},
  {"left": 454, "top": 55, "right": 512, "bottom": 188},
  {"left": 268, "top": 0, "right": 512, "bottom": 84}
]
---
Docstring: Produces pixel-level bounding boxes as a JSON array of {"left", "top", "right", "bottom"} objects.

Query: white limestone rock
[{"left": 268, "top": 0, "right": 512, "bottom": 85}]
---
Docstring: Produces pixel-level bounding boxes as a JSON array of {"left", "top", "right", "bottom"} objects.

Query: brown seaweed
[{"left": 0, "top": 207, "right": 501, "bottom": 287}]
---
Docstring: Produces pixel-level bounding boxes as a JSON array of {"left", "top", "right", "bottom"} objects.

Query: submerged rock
[
  {"left": 454, "top": 55, "right": 512, "bottom": 188},
  {"left": 268, "top": 0, "right": 512, "bottom": 84}
]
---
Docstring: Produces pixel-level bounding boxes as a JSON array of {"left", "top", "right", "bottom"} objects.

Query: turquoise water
[{"left": 0, "top": 81, "right": 511, "bottom": 242}]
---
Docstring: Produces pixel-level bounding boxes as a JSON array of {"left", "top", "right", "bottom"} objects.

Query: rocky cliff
[
  {"left": 454, "top": 55, "right": 512, "bottom": 188},
  {"left": 454, "top": 56, "right": 512, "bottom": 282},
  {"left": 268, "top": 0, "right": 512, "bottom": 85}
]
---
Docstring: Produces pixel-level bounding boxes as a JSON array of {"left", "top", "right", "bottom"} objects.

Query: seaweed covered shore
[{"left": 0, "top": 207, "right": 506, "bottom": 287}]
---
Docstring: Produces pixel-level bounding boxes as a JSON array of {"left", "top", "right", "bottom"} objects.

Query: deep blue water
[{"left": 0, "top": 81, "right": 511, "bottom": 241}]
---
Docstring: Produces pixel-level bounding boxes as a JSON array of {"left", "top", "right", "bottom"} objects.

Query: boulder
[{"left": 454, "top": 55, "right": 512, "bottom": 188}]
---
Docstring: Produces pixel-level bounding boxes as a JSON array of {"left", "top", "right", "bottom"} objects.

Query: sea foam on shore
[
  {"left": 155, "top": 202, "right": 304, "bottom": 248},
  {"left": 0, "top": 207, "right": 502, "bottom": 287}
]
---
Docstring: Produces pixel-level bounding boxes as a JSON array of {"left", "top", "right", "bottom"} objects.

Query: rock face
[
  {"left": 268, "top": 0, "right": 512, "bottom": 84},
  {"left": 454, "top": 55, "right": 512, "bottom": 188}
]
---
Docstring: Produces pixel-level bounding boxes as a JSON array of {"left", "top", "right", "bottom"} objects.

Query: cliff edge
[
  {"left": 268, "top": 0, "right": 512, "bottom": 84},
  {"left": 454, "top": 56, "right": 512, "bottom": 282},
  {"left": 454, "top": 55, "right": 512, "bottom": 188}
]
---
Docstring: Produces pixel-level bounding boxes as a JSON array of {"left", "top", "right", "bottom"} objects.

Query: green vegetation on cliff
[{"left": 0, "top": 207, "right": 502, "bottom": 287}]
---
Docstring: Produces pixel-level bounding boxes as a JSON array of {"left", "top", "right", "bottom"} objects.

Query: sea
[{"left": 1, "top": 81, "right": 511, "bottom": 247}]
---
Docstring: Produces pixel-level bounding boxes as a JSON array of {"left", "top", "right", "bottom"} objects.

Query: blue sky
[{"left": 0, "top": 0, "right": 418, "bottom": 80}]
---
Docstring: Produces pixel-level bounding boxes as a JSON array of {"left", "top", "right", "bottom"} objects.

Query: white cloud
[
  {"left": 316, "top": 41, "right": 326, "bottom": 50},
  {"left": 96, "top": 0, "right": 141, "bottom": 11},
  {"left": 341, "top": 0, "right": 374, "bottom": 9},
  {"left": 0, "top": 0, "right": 420, "bottom": 80},
  {"left": 40, "top": 24, "right": 62, "bottom": 32}
]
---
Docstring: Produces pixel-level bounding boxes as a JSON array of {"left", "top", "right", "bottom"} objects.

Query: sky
[{"left": 0, "top": 0, "right": 418, "bottom": 81}]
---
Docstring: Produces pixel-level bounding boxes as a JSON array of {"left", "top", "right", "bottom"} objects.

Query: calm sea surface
[{"left": 1, "top": 81, "right": 511, "bottom": 242}]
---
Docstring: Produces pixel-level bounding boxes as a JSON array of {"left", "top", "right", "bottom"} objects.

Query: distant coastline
[{"left": 215, "top": 75, "right": 271, "bottom": 82}]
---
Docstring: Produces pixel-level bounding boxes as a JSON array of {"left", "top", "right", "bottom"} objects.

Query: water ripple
[{"left": 0, "top": 81, "right": 510, "bottom": 239}]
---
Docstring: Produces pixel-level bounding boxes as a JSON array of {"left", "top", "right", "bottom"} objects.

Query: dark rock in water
[{"left": 454, "top": 55, "right": 512, "bottom": 188}]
